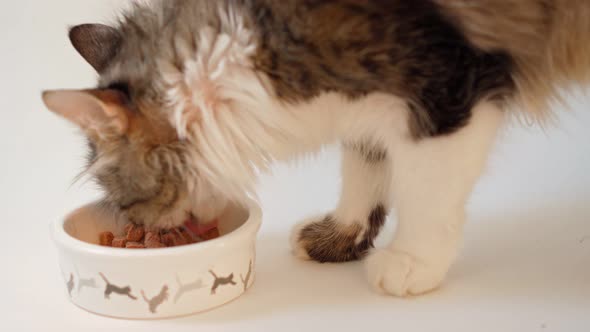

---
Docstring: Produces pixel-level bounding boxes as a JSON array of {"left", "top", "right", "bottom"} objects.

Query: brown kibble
[
  {"left": 161, "top": 232, "right": 176, "bottom": 247},
  {"left": 201, "top": 227, "right": 220, "bottom": 241},
  {"left": 99, "top": 220, "right": 219, "bottom": 249},
  {"left": 144, "top": 231, "right": 161, "bottom": 244},
  {"left": 126, "top": 224, "right": 145, "bottom": 242},
  {"left": 178, "top": 227, "right": 196, "bottom": 244},
  {"left": 145, "top": 230, "right": 164, "bottom": 248},
  {"left": 170, "top": 228, "right": 188, "bottom": 245},
  {"left": 124, "top": 223, "right": 134, "bottom": 234},
  {"left": 145, "top": 239, "right": 166, "bottom": 248},
  {"left": 112, "top": 237, "right": 127, "bottom": 248},
  {"left": 125, "top": 241, "right": 145, "bottom": 249},
  {"left": 99, "top": 231, "right": 114, "bottom": 246}
]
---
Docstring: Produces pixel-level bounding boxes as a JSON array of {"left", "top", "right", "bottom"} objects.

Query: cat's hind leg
[{"left": 290, "top": 140, "right": 392, "bottom": 262}]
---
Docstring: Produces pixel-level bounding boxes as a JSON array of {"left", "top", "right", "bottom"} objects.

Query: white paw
[{"left": 366, "top": 248, "right": 448, "bottom": 297}]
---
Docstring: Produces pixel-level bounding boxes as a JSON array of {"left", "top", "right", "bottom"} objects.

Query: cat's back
[{"left": 116, "top": 0, "right": 513, "bottom": 137}]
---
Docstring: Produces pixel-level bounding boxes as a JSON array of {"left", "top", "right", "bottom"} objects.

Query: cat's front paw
[
  {"left": 365, "top": 248, "right": 448, "bottom": 297},
  {"left": 290, "top": 214, "right": 369, "bottom": 263}
]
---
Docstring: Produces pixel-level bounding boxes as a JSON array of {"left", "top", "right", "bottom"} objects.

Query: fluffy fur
[
  {"left": 436, "top": 0, "right": 590, "bottom": 120},
  {"left": 42, "top": 0, "right": 589, "bottom": 296}
]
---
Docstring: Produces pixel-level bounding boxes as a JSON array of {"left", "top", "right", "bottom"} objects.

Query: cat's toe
[
  {"left": 290, "top": 214, "right": 369, "bottom": 263},
  {"left": 365, "top": 248, "right": 447, "bottom": 297}
]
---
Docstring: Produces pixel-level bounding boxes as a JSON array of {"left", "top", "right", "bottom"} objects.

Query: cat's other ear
[
  {"left": 69, "top": 24, "right": 121, "bottom": 72},
  {"left": 42, "top": 89, "right": 129, "bottom": 139}
]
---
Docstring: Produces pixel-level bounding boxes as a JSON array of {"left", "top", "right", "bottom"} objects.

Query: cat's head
[{"left": 42, "top": 24, "right": 228, "bottom": 227}]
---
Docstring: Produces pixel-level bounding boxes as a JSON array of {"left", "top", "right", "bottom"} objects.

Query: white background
[{"left": 1, "top": 1, "right": 589, "bottom": 331}]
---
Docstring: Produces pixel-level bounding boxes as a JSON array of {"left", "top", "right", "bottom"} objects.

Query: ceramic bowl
[{"left": 52, "top": 200, "right": 262, "bottom": 319}]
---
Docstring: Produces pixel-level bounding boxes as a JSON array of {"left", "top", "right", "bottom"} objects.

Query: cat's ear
[
  {"left": 69, "top": 24, "right": 121, "bottom": 72},
  {"left": 42, "top": 89, "right": 129, "bottom": 139}
]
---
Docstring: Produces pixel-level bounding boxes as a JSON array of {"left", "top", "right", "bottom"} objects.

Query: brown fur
[
  {"left": 436, "top": 0, "right": 590, "bottom": 120},
  {"left": 91, "top": 135, "right": 190, "bottom": 226},
  {"left": 297, "top": 204, "right": 387, "bottom": 263},
  {"left": 64, "top": 4, "right": 225, "bottom": 227},
  {"left": 248, "top": 0, "right": 513, "bottom": 137},
  {"left": 343, "top": 140, "right": 388, "bottom": 163},
  {"left": 77, "top": 87, "right": 190, "bottom": 225}
]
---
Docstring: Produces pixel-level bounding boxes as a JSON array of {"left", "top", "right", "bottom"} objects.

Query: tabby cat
[{"left": 42, "top": 0, "right": 590, "bottom": 296}]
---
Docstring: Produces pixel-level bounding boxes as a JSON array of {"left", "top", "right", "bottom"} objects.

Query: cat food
[
  {"left": 98, "top": 219, "right": 219, "bottom": 249},
  {"left": 125, "top": 241, "right": 145, "bottom": 249},
  {"left": 201, "top": 227, "right": 220, "bottom": 241},
  {"left": 111, "top": 237, "right": 127, "bottom": 248},
  {"left": 125, "top": 224, "right": 145, "bottom": 242},
  {"left": 99, "top": 231, "right": 114, "bottom": 246}
]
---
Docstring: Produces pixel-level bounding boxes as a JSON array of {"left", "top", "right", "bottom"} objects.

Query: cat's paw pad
[
  {"left": 290, "top": 214, "right": 367, "bottom": 263},
  {"left": 366, "top": 248, "right": 446, "bottom": 297}
]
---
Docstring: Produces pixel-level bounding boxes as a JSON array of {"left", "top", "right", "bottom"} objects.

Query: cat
[
  {"left": 209, "top": 270, "right": 237, "bottom": 295},
  {"left": 99, "top": 273, "right": 137, "bottom": 300},
  {"left": 74, "top": 266, "right": 98, "bottom": 293},
  {"left": 42, "top": 0, "right": 590, "bottom": 297},
  {"left": 141, "top": 286, "right": 169, "bottom": 313},
  {"left": 76, "top": 277, "right": 98, "bottom": 294},
  {"left": 174, "top": 275, "right": 206, "bottom": 303}
]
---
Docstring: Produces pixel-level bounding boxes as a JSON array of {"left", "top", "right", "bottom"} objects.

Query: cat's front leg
[
  {"left": 367, "top": 103, "right": 504, "bottom": 296},
  {"left": 291, "top": 140, "right": 392, "bottom": 262}
]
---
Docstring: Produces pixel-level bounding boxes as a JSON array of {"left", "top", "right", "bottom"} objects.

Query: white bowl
[{"left": 52, "top": 200, "right": 262, "bottom": 319}]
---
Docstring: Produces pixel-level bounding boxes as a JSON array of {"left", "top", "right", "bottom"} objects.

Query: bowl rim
[{"left": 51, "top": 199, "right": 262, "bottom": 258}]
